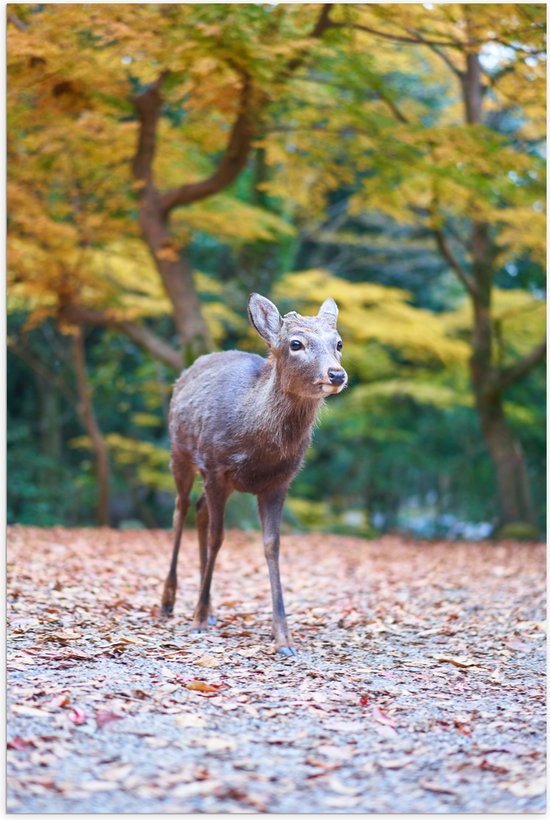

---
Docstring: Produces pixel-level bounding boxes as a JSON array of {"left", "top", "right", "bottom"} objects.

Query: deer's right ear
[{"left": 248, "top": 293, "right": 282, "bottom": 346}]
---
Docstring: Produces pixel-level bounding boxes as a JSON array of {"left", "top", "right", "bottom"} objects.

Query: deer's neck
[{"left": 245, "top": 359, "right": 321, "bottom": 453}]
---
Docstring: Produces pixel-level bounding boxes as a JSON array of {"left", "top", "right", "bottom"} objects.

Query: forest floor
[{"left": 7, "top": 525, "right": 546, "bottom": 815}]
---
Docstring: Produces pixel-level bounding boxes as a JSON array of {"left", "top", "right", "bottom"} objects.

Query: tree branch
[
  {"left": 132, "top": 71, "right": 169, "bottom": 185},
  {"left": 326, "top": 19, "right": 463, "bottom": 49},
  {"left": 497, "top": 337, "right": 546, "bottom": 392},
  {"left": 158, "top": 5, "right": 335, "bottom": 215},
  {"left": 406, "top": 30, "right": 464, "bottom": 77},
  {"left": 284, "top": 4, "right": 335, "bottom": 73},
  {"left": 375, "top": 87, "right": 410, "bottom": 124},
  {"left": 159, "top": 70, "right": 256, "bottom": 215},
  {"left": 8, "top": 337, "right": 75, "bottom": 403},
  {"left": 8, "top": 13, "right": 28, "bottom": 32},
  {"left": 59, "top": 305, "right": 182, "bottom": 370},
  {"left": 433, "top": 228, "right": 479, "bottom": 298}
]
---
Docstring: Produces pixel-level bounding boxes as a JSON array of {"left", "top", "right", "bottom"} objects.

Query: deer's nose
[{"left": 328, "top": 368, "right": 347, "bottom": 386}]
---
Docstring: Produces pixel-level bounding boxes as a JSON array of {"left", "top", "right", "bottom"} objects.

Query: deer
[{"left": 161, "top": 292, "right": 347, "bottom": 656}]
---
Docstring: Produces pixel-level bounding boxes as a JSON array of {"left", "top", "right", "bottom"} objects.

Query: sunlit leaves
[{"left": 275, "top": 269, "right": 470, "bottom": 369}]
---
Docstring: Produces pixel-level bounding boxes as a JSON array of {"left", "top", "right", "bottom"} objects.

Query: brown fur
[{"left": 161, "top": 293, "right": 347, "bottom": 655}]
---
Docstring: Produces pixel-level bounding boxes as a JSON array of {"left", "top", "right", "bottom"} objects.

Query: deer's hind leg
[
  {"left": 191, "top": 477, "right": 229, "bottom": 632},
  {"left": 196, "top": 493, "right": 216, "bottom": 625},
  {"left": 161, "top": 454, "right": 195, "bottom": 616}
]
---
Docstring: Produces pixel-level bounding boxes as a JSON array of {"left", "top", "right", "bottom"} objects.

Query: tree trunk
[
  {"left": 476, "top": 392, "right": 536, "bottom": 528},
  {"left": 461, "top": 42, "right": 538, "bottom": 531},
  {"left": 36, "top": 373, "right": 62, "bottom": 462},
  {"left": 137, "top": 200, "right": 212, "bottom": 363},
  {"left": 73, "top": 328, "right": 110, "bottom": 526},
  {"left": 468, "top": 237, "right": 538, "bottom": 530}
]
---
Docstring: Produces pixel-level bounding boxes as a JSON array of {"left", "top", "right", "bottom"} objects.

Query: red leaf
[
  {"left": 7, "top": 736, "right": 33, "bottom": 750},
  {"left": 95, "top": 709, "right": 124, "bottom": 729},
  {"left": 359, "top": 694, "right": 369, "bottom": 706},
  {"left": 68, "top": 707, "right": 88, "bottom": 725},
  {"left": 372, "top": 706, "right": 397, "bottom": 728}
]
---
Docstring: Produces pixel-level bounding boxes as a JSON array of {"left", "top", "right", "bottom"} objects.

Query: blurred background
[{"left": 7, "top": 4, "right": 546, "bottom": 539}]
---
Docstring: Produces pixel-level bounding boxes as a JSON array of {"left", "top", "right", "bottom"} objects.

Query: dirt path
[{"left": 7, "top": 526, "right": 546, "bottom": 813}]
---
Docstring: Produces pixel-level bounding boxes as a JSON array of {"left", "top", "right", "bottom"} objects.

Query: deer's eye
[
  {"left": 290, "top": 339, "right": 304, "bottom": 351},
  {"left": 337, "top": 340, "right": 343, "bottom": 351}
]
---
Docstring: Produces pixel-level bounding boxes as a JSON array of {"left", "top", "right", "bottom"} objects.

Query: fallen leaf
[
  {"left": 80, "top": 780, "right": 119, "bottom": 792},
  {"left": 101, "top": 763, "right": 134, "bottom": 782},
  {"left": 95, "top": 710, "right": 124, "bottom": 729},
  {"left": 68, "top": 707, "right": 88, "bottom": 725},
  {"left": 378, "top": 757, "right": 410, "bottom": 769},
  {"left": 432, "top": 654, "right": 477, "bottom": 668},
  {"left": 373, "top": 722, "right": 399, "bottom": 739},
  {"left": 325, "top": 719, "right": 364, "bottom": 733},
  {"left": 10, "top": 704, "right": 51, "bottom": 718},
  {"left": 372, "top": 705, "right": 397, "bottom": 728},
  {"left": 50, "top": 694, "right": 71, "bottom": 708},
  {"left": 111, "top": 635, "right": 146, "bottom": 646},
  {"left": 317, "top": 744, "right": 353, "bottom": 761},
  {"left": 420, "top": 780, "right": 457, "bottom": 795},
  {"left": 144, "top": 737, "right": 170, "bottom": 748},
  {"left": 171, "top": 780, "right": 221, "bottom": 799},
  {"left": 186, "top": 680, "right": 220, "bottom": 693},
  {"left": 175, "top": 714, "right": 208, "bottom": 729},
  {"left": 7, "top": 736, "right": 34, "bottom": 751},
  {"left": 196, "top": 654, "right": 223, "bottom": 668},
  {"left": 44, "top": 630, "right": 82, "bottom": 643},
  {"left": 196, "top": 735, "right": 237, "bottom": 753},
  {"left": 324, "top": 795, "right": 362, "bottom": 809},
  {"left": 500, "top": 777, "right": 546, "bottom": 798}
]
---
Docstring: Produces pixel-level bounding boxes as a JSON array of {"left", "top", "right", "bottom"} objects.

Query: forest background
[{"left": 7, "top": 3, "right": 546, "bottom": 540}]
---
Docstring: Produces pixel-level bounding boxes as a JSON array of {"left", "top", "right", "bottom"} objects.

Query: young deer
[{"left": 161, "top": 293, "right": 347, "bottom": 656}]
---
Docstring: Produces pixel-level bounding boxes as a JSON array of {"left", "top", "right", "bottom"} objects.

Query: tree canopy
[{"left": 7, "top": 3, "right": 546, "bottom": 537}]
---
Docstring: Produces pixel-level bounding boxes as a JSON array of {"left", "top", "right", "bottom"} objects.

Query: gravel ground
[{"left": 7, "top": 525, "right": 546, "bottom": 814}]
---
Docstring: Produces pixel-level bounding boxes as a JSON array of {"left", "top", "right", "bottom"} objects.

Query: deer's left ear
[
  {"left": 248, "top": 293, "right": 283, "bottom": 346},
  {"left": 317, "top": 297, "right": 338, "bottom": 326}
]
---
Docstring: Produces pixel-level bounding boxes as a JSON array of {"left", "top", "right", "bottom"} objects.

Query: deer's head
[{"left": 248, "top": 293, "right": 347, "bottom": 400}]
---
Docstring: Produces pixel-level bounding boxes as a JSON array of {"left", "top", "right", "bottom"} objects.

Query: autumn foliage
[{"left": 7, "top": 4, "right": 546, "bottom": 534}]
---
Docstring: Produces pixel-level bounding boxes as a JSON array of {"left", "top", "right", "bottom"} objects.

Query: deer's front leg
[{"left": 257, "top": 488, "right": 295, "bottom": 657}]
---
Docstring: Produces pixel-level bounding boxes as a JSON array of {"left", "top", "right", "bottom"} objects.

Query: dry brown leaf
[
  {"left": 101, "top": 764, "right": 134, "bottom": 782},
  {"left": 175, "top": 714, "right": 208, "bottom": 729},
  {"left": 431, "top": 654, "right": 477, "bottom": 668},
  {"left": 186, "top": 680, "right": 219, "bottom": 693},
  {"left": 420, "top": 780, "right": 457, "bottom": 795},
  {"left": 378, "top": 758, "right": 410, "bottom": 769},
  {"left": 499, "top": 778, "right": 546, "bottom": 798},
  {"left": 80, "top": 780, "right": 119, "bottom": 793},
  {"left": 10, "top": 705, "right": 52, "bottom": 718},
  {"left": 196, "top": 735, "right": 237, "bottom": 753},
  {"left": 195, "top": 654, "right": 223, "bottom": 668}
]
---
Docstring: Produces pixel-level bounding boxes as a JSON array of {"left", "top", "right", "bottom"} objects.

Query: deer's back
[{"left": 169, "top": 350, "right": 265, "bottom": 464}]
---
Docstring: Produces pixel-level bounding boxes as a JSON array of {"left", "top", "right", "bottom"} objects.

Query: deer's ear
[
  {"left": 248, "top": 293, "right": 283, "bottom": 345},
  {"left": 317, "top": 297, "right": 338, "bottom": 326}
]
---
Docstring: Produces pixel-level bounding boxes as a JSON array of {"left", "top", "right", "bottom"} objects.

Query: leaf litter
[{"left": 7, "top": 525, "right": 546, "bottom": 814}]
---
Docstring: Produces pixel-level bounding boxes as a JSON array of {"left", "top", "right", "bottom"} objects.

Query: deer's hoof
[
  {"left": 160, "top": 595, "right": 175, "bottom": 616},
  {"left": 161, "top": 583, "right": 176, "bottom": 615},
  {"left": 190, "top": 620, "right": 208, "bottom": 633},
  {"left": 276, "top": 646, "right": 297, "bottom": 658}
]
